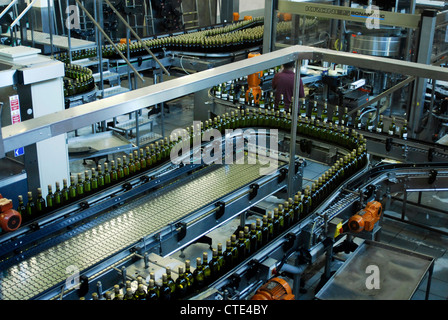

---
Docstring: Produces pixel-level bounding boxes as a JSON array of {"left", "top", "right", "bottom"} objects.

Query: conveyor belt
[{"left": 0, "top": 162, "right": 266, "bottom": 300}]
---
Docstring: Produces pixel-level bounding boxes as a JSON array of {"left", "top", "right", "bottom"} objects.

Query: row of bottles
[
  {"left": 84, "top": 141, "right": 367, "bottom": 301},
  {"left": 214, "top": 88, "right": 409, "bottom": 141},
  {"left": 55, "top": 17, "right": 266, "bottom": 66},
  {"left": 15, "top": 140, "right": 177, "bottom": 224},
  {"left": 13, "top": 107, "right": 366, "bottom": 230},
  {"left": 63, "top": 63, "right": 95, "bottom": 97}
]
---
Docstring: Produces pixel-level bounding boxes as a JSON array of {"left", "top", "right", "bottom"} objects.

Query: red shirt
[{"left": 272, "top": 69, "right": 305, "bottom": 112}]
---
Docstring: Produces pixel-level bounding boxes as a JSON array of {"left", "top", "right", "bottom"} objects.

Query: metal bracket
[
  {"left": 278, "top": 167, "right": 288, "bottom": 182},
  {"left": 428, "top": 169, "right": 438, "bottom": 184},
  {"left": 176, "top": 222, "right": 187, "bottom": 242},
  {"left": 282, "top": 233, "right": 296, "bottom": 252},
  {"left": 249, "top": 183, "right": 259, "bottom": 200},
  {"left": 77, "top": 275, "right": 89, "bottom": 297},
  {"left": 215, "top": 201, "right": 226, "bottom": 220}
]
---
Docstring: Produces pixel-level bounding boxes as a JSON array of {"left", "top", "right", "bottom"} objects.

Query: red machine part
[
  {"left": 251, "top": 277, "right": 295, "bottom": 300},
  {"left": 0, "top": 194, "right": 22, "bottom": 232},
  {"left": 348, "top": 201, "right": 382, "bottom": 233}
]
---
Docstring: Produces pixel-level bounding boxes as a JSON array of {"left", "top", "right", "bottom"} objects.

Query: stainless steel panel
[{"left": 315, "top": 240, "right": 434, "bottom": 300}]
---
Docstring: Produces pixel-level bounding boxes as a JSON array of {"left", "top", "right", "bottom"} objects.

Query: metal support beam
[
  {"left": 408, "top": 10, "right": 437, "bottom": 139},
  {"left": 74, "top": 0, "right": 144, "bottom": 83},
  {"left": 287, "top": 58, "right": 301, "bottom": 198},
  {"left": 103, "top": 0, "right": 170, "bottom": 76}
]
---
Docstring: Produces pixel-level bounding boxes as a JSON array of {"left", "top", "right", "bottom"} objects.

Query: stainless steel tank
[{"left": 348, "top": 34, "right": 403, "bottom": 58}]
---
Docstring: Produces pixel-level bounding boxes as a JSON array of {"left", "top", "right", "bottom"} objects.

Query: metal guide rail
[{"left": 0, "top": 157, "right": 285, "bottom": 300}]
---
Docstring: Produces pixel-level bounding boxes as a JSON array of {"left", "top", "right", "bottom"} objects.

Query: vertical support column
[
  {"left": 262, "top": 0, "right": 277, "bottom": 54},
  {"left": 19, "top": 61, "right": 69, "bottom": 198},
  {"left": 408, "top": 9, "right": 437, "bottom": 139},
  {"left": 287, "top": 57, "right": 301, "bottom": 199}
]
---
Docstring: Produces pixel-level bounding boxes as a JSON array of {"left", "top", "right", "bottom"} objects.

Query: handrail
[
  {"left": 74, "top": 0, "right": 145, "bottom": 83},
  {"left": 3, "top": 45, "right": 448, "bottom": 154},
  {"left": 10, "top": 0, "right": 38, "bottom": 28},
  {"left": 103, "top": 0, "right": 170, "bottom": 76},
  {"left": 0, "top": 0, "right": 18, "bottom": 21}
]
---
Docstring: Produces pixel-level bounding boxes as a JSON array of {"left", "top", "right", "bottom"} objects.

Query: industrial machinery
[
  {"left": 0, "top": 195, "right": 21, "bottom": 233},
  {"left": 251, "top": 277, "right": 294, "bottom": 300},
  {"left": 0, "top": 0, "right": 447, "bottom": 303},
  {"left": 348, "top": 201, "right": 382, "bottom": 233}
]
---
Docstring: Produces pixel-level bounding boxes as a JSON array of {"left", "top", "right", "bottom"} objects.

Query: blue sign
[{"left": 14, "top": 147, "right": 24, "bottom": 157}]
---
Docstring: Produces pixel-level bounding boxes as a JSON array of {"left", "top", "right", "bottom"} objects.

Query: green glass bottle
[
  {"left": 166, "top": 266, "right": 176, "bottom": 295},
  {"left": 184, "top": 259, "right": 195, "bottom": 294},
  {"left": 133, "top": 284, "right": 146, "bottom": 300},
  {"left": 17, "top": 195, "right": 26, "bottom": 220},
  {"left": 278, "top": 204, "right": 285, "bottom": 232},
  {"left": 237, "top": 230, "right": 249, "bottom": 261},
  {"left": 46, "top": 185, "right": 54, "bottom": 211},
  {"left": 175, "top": 266, "right": 188, "bottom": 299},
  {"left": 202, "top": 252, "right": 212, "bottom": 285},
  {"left": 230, "top": 234, "right": 239, "bottom": 265},
  {"left": 110, "top": 160, "right": 118, "bottom": 183},
  {"left": 300, "top": 99, "right": 308, "bottom": 118},
  {"left": 62, "top": 178, "right": 70, "bottom": 204},
  {"left": 401, "top": 120, "right": 408, "bottom": 140},
  {"left": 146, "top": 279, "right": 159, "bottom": 301},
  {"left": 193, "top": 257, "right": 205, "bottom": 290},
  {"left": 217, "top": 243, "right": 225, "bottom": 271},
  {"left": 321, "top": 102, "right": 329, "bottom": 123},
  {"left": 69, "top": 175, "right": 77, "bottom": 201},
  {"left": 294, "top": 192, "right": 303, "bottom": 222},
  {"left": 97, "top": 165, "right": 105, "bottom": 189},
  {"left": 160, "top": 273, "right": 172, "bottom": 301},
  {"left": 209, "top": 248, "right": 221, "bottom": 281},
  {"left": 249, "top": 223, "right": 259, "bottom": 253},
  {"left": 239, "top": 86, "right": 246, "bottom": 105},
  {"left": 278, "top": 94, "right": 286, "bottom": 112},
  {"left": 90, "top": 168, "right": 98, "bottom": 192},
  {"left": 332, "top": 105, "right": 340, "bottom": 125},
  {"left": 341, "top": 107, "right": 349, "bottom": 127},
  {"left": 54, "top": 181, "right": 63, "bottom": 208},
  {"left": 122, "top": 155, "right": 130, "bottom": 178},
  {"left": 377, "top": 115, "right": 384, "bottom": 134},
  {"left": 103, "top": 162, "right": 111, "bottom": 185},
  {"left": 124, "top": 288, "right": 135, "bottom": 300},
  {"left": 224, "top": 239, "right": 234, "bottom": 271},
  {"left": 76, "top": 173, "right": 84, "bottom": 198},
  {"left": 388, "top": 116, "right": 396, "bottom": 136},
  {"left": 35, "top": 188, "right": 46, "bottom": 214},
  {"left": 366, "top": 114, "right": 374, "bottom": 132},
  {"left": 25, "top": 191, "right": 36, "bottom": 220},
  {"left": 83, "top": 170, "right": 92, "bottom": 195}
]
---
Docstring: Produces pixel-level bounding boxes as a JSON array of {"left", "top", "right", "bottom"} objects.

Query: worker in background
[{"left": 272, "top": 61, "right": 305, "bottom": 112}]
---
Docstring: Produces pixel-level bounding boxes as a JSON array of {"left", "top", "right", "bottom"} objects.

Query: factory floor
[{"left": 68, "top": 73, "right": 448, "bottom": 301}]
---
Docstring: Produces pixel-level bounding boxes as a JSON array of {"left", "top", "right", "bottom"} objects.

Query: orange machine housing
[
  {"left": 0, "top": 194, "right": 22, "bottom": 232},
  {"left": 348, "top": 201, "right": 382, "bottom": 233},
  {"left": 251, "top": 277, "right": 295, "bottom": 300},
  {"left": 246, "top": 52, "right": 263, "bottom": 104}
]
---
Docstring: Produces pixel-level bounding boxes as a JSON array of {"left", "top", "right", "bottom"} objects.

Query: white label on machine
[{"left": 9, "top": 95, "right": 24, "bottom": 157}]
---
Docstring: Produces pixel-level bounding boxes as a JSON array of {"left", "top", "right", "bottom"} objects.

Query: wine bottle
[
  {"left": 146, "top": 279, "right": 159, "bottom": 300},
  {"left": 46, "top": 185, "right": 54, "bottom": 211},
  {"left": 160, "top": 274, "right": 172, "bottom": 301},
  {"left": 175, "top": 266, "right": 188, "bottom": 299},
  {"left": 36, "top": 188, "right": 46, "bottom": 214}
]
